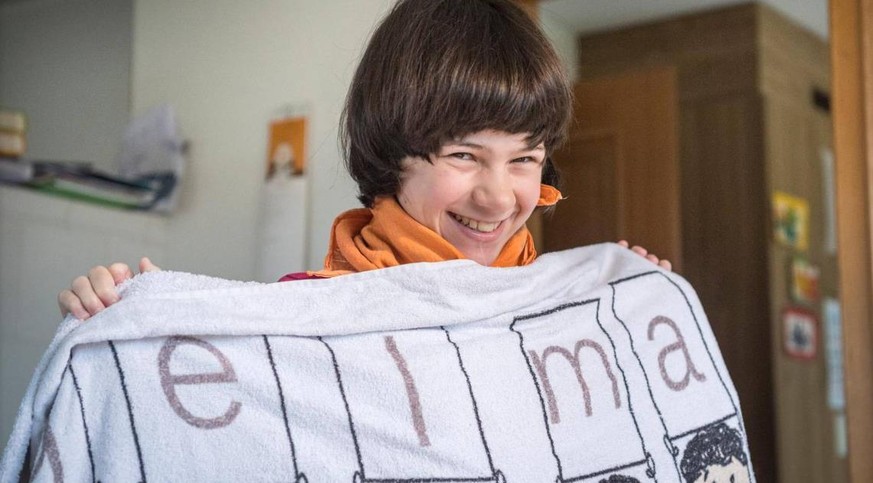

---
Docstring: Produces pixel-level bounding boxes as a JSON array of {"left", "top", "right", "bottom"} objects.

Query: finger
[
  {"left": 71, "top": 275, "right": 107, "bottom": 316},
  {"left": 58, "top": 289, "right": 91, "bottom": 320},
  {"left": 139, "top": 257, "right": 161, "bottom": 273},
  {"left": 659, "top": 259, "right": 673, "bottom": 272},
  {"left": 107, "top": 263, "right": 134, "bottom": 284},
  {"left": 631, "top": 246, "right": 648, "bottom": 257},
  {"left": 88, "top": 266, "right": 121, "bottom": 306},
  {"left": 646, "top": 254, "right": 659, "bottom": 264},
  {"left": 617, "top": 240, "right": 629, "bottom": 248}
]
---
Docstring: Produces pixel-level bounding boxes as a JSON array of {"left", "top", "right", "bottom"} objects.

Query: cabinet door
[
  {"left": 765, "top": 91, "right": 845, "bottom": 483},
  {"left": 544, "top": 66, "right": 682, "bottom": 269}
]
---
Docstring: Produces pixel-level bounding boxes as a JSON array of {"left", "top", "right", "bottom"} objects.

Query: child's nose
[{"left": 472, "top": 169, "right": 514, "bottom": 213}]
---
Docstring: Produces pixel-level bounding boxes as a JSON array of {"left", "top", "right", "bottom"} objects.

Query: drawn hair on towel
[
  {"left": 679, "top": 422, "right": 748, "bottom": 483},
  {"left": 599, "top": 475, "right": 640, "bottom": 483}
]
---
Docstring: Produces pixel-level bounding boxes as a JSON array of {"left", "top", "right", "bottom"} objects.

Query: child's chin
[{"left": 458, "top": 248, "right": 499, "bottom": 266}]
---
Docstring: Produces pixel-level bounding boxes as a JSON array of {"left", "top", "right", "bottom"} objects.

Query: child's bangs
[
  {"left": 442, "top": 71, "right": 565, "bottom": 151},
  {"left": 405, "top": 64, "right": 570, "bottom": 156},
  {"left": 402, "top": 6, "right": 571, "bottom": 155}
]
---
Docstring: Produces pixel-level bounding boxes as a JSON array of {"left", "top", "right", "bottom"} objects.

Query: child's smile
[
  {"left": 450, "top": 212, "right": 501, "bottom": 233},
  {"left": 397, "top": 130, "right": 544, "bottom": 265}
]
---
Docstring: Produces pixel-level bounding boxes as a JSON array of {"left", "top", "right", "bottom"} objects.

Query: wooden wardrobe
[{"left": 542, "top": 4, "right": 841, "bottom": 482}]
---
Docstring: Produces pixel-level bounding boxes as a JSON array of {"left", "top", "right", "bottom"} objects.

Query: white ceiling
[{"left": 541, "top": 0, "right": 829, "bottom": 39}]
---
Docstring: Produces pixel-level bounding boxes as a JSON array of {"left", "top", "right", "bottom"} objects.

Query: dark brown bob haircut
[{"left": 342, "top": 0, "right": 573, "bottom": 207}]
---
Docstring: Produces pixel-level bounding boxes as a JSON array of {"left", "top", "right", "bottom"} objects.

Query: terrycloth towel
[{"left": 1, "top": 244, "right": 755, "bottom": 483}]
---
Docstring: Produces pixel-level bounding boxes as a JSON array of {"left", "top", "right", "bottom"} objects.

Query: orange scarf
[{"left": 309, "top": 184, "right": 562, "bottom": 278}]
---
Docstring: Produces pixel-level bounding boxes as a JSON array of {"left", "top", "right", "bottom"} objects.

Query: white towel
[{"left": 1, "top": 244, "right": 755, "bottom": 483}]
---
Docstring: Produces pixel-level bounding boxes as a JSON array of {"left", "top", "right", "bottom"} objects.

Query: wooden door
[
  {"left": 543, "top": 66, "right": 682, "bottom": 270},
  {"left": 831, "top": 0, "right": 873, "bottom": 480}
]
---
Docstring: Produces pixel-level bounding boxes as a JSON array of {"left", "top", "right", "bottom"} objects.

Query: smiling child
[{"left": 58, "top": 0, "right": 669, "bottom": 318}]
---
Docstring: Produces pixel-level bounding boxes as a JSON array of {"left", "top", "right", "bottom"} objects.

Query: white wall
[
  {"left": 0, "top": 0, "right": 136, "bottom": 449},
  {"left": 539, "top": 6, "right": 580, "bottom": 83},
  {"left": 0, "top": 0, "right": 395, "bottom": 448},
  {"left": 0, "top": 0, "right": 132, "bottom": 171},
  {"left": 131, "top": 0, "right": 394, "bottom": 280}
]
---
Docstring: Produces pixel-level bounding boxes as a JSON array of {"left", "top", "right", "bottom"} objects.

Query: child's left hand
[{"left": 618, "top": 240, "right": 673, "bottom": 271}]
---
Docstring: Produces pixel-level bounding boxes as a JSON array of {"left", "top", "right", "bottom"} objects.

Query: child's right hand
[{"left": 58, "top": 257, "right": 161, "bottom": 320}]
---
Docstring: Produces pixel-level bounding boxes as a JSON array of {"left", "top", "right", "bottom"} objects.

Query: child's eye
[
  {"left": 449, "top": 152, "right": 475, "bottom": 161},
  {"left": 513, "top": 156, "right": 539, "bottom": 164}
]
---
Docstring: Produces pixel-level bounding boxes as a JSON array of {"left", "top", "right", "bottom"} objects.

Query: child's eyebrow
[
  {"left": 444, "top": 141, "right": 545, "bottom": 152},
  {"left": 448, "top": 141, "right": 484, "bottom": 149}
]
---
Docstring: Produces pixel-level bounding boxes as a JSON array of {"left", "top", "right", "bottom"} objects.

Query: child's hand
[
  {"left": 57, "top": 257, "right": 161, "bottom": 320},
  {"left": 618, "top": 240, "right": 672, "bottom": 272}
]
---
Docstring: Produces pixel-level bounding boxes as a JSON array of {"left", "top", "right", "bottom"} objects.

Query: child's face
[{"left": 397, "top": 129, "right": 544, "bottom": 265}]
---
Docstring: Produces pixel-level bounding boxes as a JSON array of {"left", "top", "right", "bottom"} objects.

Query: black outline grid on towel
[
  {"left": 510, "top": 299, "right": 653, "bottom": 482},
  {"left": 609, "top": 271, "right": 752, "bottom": 483},
  {"left": 67, "top": 354, "right": 97, "bottom": 483},
  {"left": 108, "top": 336, "right": 307, "bottom": 483},
  {"left": 319, "top": 334, "right": 505, "bottom": 483},
  {"left": 109, "top": 340, "right": 147, "bottom": 483},
  {"left": 263, "top": 335, "right": 308, "bottom": 483}
]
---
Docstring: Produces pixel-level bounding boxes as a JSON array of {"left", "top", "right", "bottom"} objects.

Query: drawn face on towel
[
  {"left": 680, "top": 423, "right": 750, "bottom": 483},
  {"left": 397, "top": 130, "right": 544, "bottom": 266},
  {"left": 692, "top": 457, "right": 749, "bottom": 483}
]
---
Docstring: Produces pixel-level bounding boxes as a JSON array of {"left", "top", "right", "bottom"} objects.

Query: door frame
[{"left": 831, "top": 0, "right": 873, "bottom": 479}]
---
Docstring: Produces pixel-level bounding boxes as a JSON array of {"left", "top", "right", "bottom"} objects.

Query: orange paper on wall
[{"left": 267, "top": 117, "right": 307, "bottom": 177}]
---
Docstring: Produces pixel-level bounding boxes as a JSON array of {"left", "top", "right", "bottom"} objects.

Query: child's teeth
[{"left": 453, "top": 213, "right": 498, "bottom": 233}]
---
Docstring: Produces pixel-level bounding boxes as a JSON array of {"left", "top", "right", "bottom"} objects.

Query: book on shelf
[
  {"left": 0, "top": 109, "right": 26, "bottom": 133},
  {"left": 0, "top": 109, "right": 27, "bottom": 158},
  {"left": 0, "top": 106, "right": 183, "bottom": 211},
  {"left": 0, "top": 131, "right": 26, "bottom": 158},
  {"left": 29, "top": 178, "right": 154, "bottom": 209},
  {"left": 1, "top": 157, "right": 92, "bottom": 184},
  {"left": 1, "top": 157, "right": 176, "bottom": 210}
]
